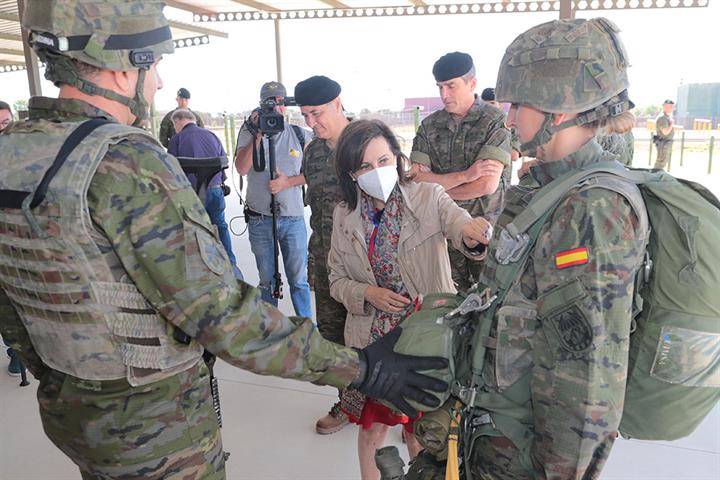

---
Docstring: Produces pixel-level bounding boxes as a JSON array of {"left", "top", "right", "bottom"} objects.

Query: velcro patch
[{"left": 555, "top": 247, "right": 589, "bottom": 269}]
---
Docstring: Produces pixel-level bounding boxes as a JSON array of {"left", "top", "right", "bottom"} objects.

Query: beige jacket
[{"left": 328, "top": 181, "right": 477, "bottom": 348}]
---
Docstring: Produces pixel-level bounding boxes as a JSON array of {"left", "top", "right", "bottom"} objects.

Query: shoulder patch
[
  {"left": 555, "top": 247, "right": 589, "bottom": 269},
  {"left": 549, "top": 305, "right": 594, "bottom": 353}
]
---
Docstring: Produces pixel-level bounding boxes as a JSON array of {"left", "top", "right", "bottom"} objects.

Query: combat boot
[
  {"left": 7, "top": 348, "right": 21, "bottom": 377},
  {"left": 315, "top": 401, "right": 349, "bottom": 435}
]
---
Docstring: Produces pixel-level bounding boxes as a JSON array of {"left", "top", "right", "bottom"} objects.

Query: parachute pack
[{"left": 394, "top": 161, "right": 720, "bottom": 455}]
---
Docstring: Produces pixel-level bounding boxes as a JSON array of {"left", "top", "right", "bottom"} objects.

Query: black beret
[
  {"left": 481, "top": 87, "right": 495, "bottom": 101},
  {"left": 663, "top": 99, "right": 675, "bottom": 105},
  {"left": 294, "top": 75, "right": 341, "bottom": 106},
  {"left": 177, "top": 88, "right": 191, "bottom": 99},
  {"left": 432, "top": 52, "right": 474, "bottom": 82}
]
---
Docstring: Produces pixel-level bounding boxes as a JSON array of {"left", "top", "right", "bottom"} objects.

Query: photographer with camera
[
  {"left": 235, "top": 82, "right": 313, "bottom": 318},
  {"left": 168, "top": 108, "right": 242, "bottom": 280}
]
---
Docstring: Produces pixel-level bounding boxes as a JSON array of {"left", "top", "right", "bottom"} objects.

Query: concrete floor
[{"left": 1, "top": 156, "right": 719, "bottom": 479}]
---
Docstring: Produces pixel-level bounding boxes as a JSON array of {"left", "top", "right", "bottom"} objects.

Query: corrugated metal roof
[{"left": 0, "top": 1, "right": 230, "bottom": 70}]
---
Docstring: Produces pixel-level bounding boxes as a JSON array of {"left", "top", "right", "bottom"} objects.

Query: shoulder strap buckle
[
  {"left": 495, "top": 228, "right": 530, "bottom": 265},
  {"left": 442, "top": 288, "right": 497, "bottom": 321}
]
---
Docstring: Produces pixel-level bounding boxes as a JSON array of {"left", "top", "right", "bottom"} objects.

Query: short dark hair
[
  {"left": 335, "top": 119, "right": 409, "bottom": 211},
  {"left": 0, "top": 100, "right": 10, "bottom": 112}
]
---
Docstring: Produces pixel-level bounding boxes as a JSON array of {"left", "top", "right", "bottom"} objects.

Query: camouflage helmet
[
  {"left": 496, "top": 17, "right": 629, "bottom": 114},
  {"left": 23, "top": 0, "right": 174, "bottom": 72},
  {"left": 23, "top": 1, "right": 174, "bottom": 125}
]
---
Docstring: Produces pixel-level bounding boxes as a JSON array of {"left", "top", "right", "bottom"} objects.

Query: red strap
[{"left": 367, "top": 225, "right": 379, "bottom": 261}]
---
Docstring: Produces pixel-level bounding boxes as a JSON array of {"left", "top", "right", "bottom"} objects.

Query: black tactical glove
[{"left": 351, "top": 327, "right": 449, "bottom": 418}]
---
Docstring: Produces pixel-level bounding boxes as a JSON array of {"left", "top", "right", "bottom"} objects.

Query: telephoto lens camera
[{"left": 257, "top": 96, "right": 297, "bottom": 135}]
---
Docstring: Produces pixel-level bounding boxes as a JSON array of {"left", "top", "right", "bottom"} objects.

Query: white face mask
[{"left": 356, "top": 165, "right": 398, "bottom": 203}]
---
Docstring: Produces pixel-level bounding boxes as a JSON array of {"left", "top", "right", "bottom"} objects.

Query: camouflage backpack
[{"left": 393, "top": 161, "right": 720, "bottom": 441}]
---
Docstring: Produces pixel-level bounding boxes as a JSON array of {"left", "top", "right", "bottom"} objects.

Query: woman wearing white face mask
[{"left": 327, "top": 119, "right": 493, "bottom": 480}]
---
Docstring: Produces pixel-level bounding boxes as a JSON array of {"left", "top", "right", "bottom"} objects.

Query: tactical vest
[
  {"left": 0, "top": 119, "right": 204, "bottom": 386},
  {"left": 463, "top": 165, "right": 648, "bottom": 471}
]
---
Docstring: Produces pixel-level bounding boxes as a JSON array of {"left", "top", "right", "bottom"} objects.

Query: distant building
[
  {"left": 676, "top": 83, "right": 720, "bottom": 130},
  {"left": 404, "top": 97, "right": 444, "bottom": 114}
]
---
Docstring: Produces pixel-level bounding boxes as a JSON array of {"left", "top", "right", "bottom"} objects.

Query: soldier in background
[
  {"left": 0, "top": 3, "right": 447, "bottom": 478},
  {"left": 294, "top": 75, "right": 353, "bottom": 435},
  {"left": 653, "top": 99, "right": 675, "bottom": 170},
  {"left": 158, "top": 87, "right": 204, "bottom": 148},
  {"left": 410, "top": 52, "right": 511, "bottom": 291},
  {"left": 480, "top": 87, "right": 500, "bottom": 109}
]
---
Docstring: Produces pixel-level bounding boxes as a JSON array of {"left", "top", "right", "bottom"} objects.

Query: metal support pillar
[
  {"left": 17, "top": 0, "right": 42, "bottom": 97},
  {"left": 274, "top": 18, "right": 283, "bottom": 83},
  {"left": 559, "top": 0, "right": 575, "bottom": 19}
]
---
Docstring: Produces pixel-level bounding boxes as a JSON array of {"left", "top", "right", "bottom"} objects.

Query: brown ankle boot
[{"left": 315, "top": 401, "right": 349, "bottom": 435}]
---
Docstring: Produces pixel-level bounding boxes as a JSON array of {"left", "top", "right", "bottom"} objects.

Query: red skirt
[{"left": 344, "top": 398, "right": 422, "bottom": 433}]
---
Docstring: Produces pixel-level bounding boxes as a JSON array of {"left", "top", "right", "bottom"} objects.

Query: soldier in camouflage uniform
[
  {"left": 158, "top": 87, "right": 204, "bottom": 149},
  {"left": 405, "top": 18, "right": 649, "bottom": 480},
  {"left": 410, "top": 52, "right": 511, "bottom": 292},
  {"left": 653, "top": 99, "right": 675, "bottom": 170},
  {"left": 0, "top": 3, "right": 448, "bottom": 478},
  {"left": 294, "top": 75, "right": 353, "bottom": 434}
]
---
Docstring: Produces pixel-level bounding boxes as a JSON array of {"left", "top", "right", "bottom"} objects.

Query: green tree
[
  {"left": 641, "top": 104, "right": 661, "bottom": 117},
  {"left": 13, "top": 99, "right": 28, "bottom": 115}
]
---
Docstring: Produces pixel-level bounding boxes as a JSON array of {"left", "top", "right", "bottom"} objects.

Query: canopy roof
[
  {"left": 163, "top": 0, "right": 710, "bottom": 22},
  {"left": 0, "top": 0, "right": 230, "bottom": 73}
]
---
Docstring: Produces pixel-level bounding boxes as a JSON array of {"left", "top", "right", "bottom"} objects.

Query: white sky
[{"left": 2, "top": 3, "right": 719, "bottom": 115}]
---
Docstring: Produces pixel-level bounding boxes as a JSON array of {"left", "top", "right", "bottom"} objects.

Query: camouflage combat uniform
[
  {"left": 410, "top": 101, "right": 511, "bottom": 291},
  {"left": 467, "top": 140, "right": 648, "bottom": 479},
  {"left": 597, "top": 130, "right": 635, "bottom": 166},
  {"left": 653, "top": 113, "right": 674, "bottom": 170},
  {"left": 403, "top": 17, "right": 648, "bottom": 480},
  {"left": 302, "top": 137, "right": 347, "bottom": 345},
  {"left": 0, "top": 97, "right": 359, "bottom": 479},
  {"left": 158, "top": 108, "right": 205, "bottom": 148}
]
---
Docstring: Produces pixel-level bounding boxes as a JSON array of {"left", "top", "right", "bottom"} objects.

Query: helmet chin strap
[
  {"left": 519, "top": 97, "right": 633, "bottom": 157},
  {"left": 44, "top": 54, "right": 149, "bottom": 126},
  {"left": 130, "top": 68, "right": 149, "bottom": 127},
  {"left": 519, "top": 113, "right": 555, "bottom": 158}
]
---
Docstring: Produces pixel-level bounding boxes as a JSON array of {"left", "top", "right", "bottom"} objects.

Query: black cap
[
  {"left": 294, "top": 76, "right": 341, "bottom": 106},
  {"left": 260, "top": 81, "right": 287, "bottom": 100},
  {"left": 663, "top": 99, "right": 675, "bottom": 105},
  {"left": 432, "top": 52, "right": 474, "bottom": 82},
  {"left": 481, "top": 87, "right": 495, "bottom": 102},
  {"left": 177, "top": 88, "right": 191, "bottom": 99}
]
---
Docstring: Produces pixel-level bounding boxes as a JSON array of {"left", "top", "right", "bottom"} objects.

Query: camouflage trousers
[
  {"left": 654, "top": 141, "right": 673, "bottom": 170},
  {"left": 313, "top": 261, "right": 347, "bottom": 346},
  {"left": 37, "top": 361, "right": 226, "bottom": 480},
  {"left": 448, "top": 244, "right": 483, "bottom": 293}
]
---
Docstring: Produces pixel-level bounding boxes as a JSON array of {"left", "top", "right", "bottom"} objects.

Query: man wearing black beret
[
  {"left": 159, "top": 87, "right": 205, "bottom": 148},
  {"left": 294, "top": 75, "right": 351, "bottom": 435},
  {"left": 480, "top": 87, "right": 500, "bottom": 109},
  {"left": 410, "top": 52, "right": 511, "bottom": 291}
]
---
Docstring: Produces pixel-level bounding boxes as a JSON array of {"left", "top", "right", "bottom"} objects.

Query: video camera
[{"left": 255, "top": 96, "right": 298, "bottom": 135}]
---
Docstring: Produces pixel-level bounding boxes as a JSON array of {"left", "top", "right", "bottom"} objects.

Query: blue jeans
[
  {"left": 205, "top": 187, "right": 243, "bottom": 280},
  {"left": 247, "top": 214, "right": 312, "bottom": 318}
]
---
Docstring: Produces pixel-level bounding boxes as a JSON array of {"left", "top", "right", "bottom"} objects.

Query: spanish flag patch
[{"left": 555, "top": 247, "right": 589, "bottom": 269}]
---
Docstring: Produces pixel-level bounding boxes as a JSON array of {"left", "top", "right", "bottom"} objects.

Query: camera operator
[{"left": 235, "top": 82, "right": 313, "bottom": 319}]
